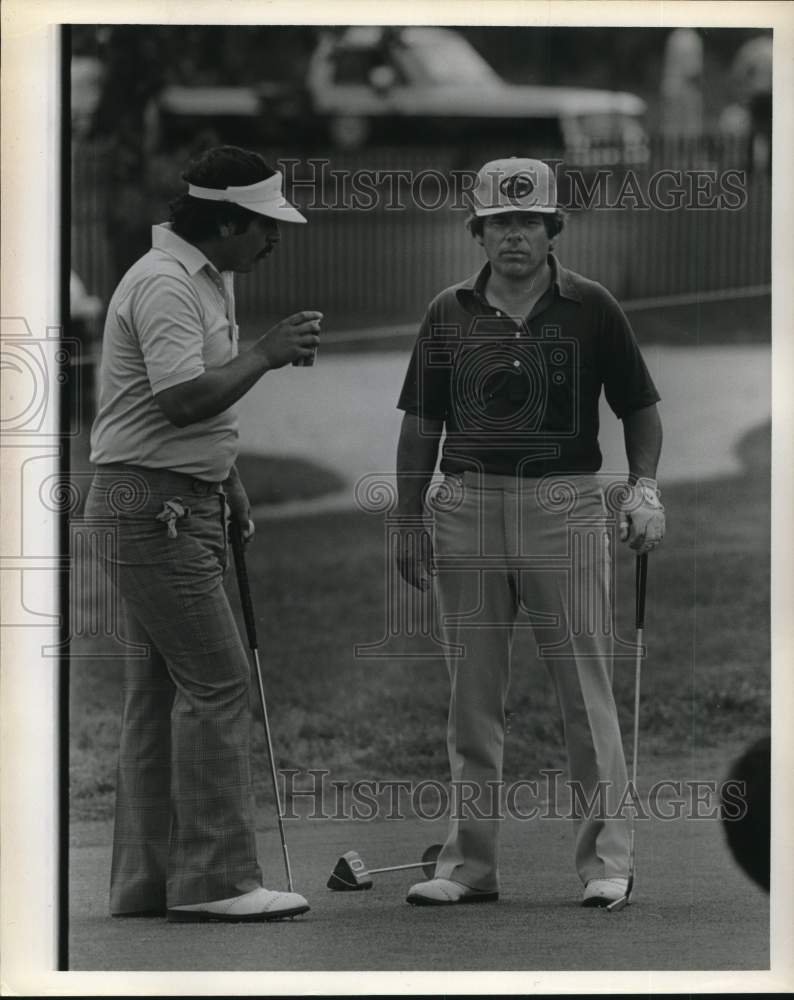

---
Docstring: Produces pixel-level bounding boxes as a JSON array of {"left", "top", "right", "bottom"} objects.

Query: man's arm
[
  {"left": 620, "top": 402, "right": 665, "bottom": 553},
  {"left": 396, "top": 413, "right": 443, "bottom": 590},
  {"left": 397, "top": 413, "right": 443, "bottom": 513},
  {"left": 155, "top": 311, "right": 322, "bottom": 427},
  {"left": 623, "top": 402, "right": 662, "bottom": 482}
]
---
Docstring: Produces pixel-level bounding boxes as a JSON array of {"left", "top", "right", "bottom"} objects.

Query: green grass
[
  {"left": 69, "top": 420, "right": 770, "bottom": 821},
  {"left": 235, "top": 452, "right": 344, "bottom": 504},
  {"left": 70, "top": 295, "right": 771, "bottom": 820}
]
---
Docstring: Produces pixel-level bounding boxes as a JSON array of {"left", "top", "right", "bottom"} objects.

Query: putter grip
[
  {"left": 230, "top": 523, "right": 258, "bottom": 650},
  {"left": 635, "top": 553, "right": 648, "bottom": 630}
]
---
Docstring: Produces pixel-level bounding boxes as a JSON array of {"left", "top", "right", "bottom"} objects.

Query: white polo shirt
[{"left": 90, "top": 224, "right": 240, "bottom": 481}]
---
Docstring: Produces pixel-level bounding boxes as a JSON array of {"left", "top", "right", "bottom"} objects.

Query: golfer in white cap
[
  {"left": 396, "top": 157, "right": 665, "bottom": 907},
  {"left": 86, "top": 145, "right": 321, "bottom": 922}
]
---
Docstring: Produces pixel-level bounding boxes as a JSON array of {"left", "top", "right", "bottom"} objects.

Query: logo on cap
[{"left": 499, "top": 173, "right": 535, "bottom": 200}]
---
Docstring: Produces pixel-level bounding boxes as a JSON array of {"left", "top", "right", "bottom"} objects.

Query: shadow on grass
[{"left": 69, "top": 421, "right": 770, "bottom": 821}]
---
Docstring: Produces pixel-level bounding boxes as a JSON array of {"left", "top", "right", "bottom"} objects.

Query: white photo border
[{"left": 1, "top": 1, "right": 792, "bottom": 995}]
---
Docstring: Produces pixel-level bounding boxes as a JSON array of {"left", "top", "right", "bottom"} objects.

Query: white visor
[{"left": 187, "top": 172, "right": 306, "bottom": 224}]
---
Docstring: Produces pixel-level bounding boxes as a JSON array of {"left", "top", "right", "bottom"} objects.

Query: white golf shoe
[
  {"left": 167, "top": 887, "right": 310, "bottom": 922},
  {"left": 582, "top": 877, "right": 629, "bottom": 908},
  {"left": 406, "top": 877, "right": 498, "bottom": 906}
]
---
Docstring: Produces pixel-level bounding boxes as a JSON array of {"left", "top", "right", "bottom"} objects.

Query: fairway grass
[{"left": 69, "top": 421, "right": 770, "bottom": 822}]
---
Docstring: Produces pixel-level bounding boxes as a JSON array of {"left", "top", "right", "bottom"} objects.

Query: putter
[
  {"left": 230, "top": 523, "right": 295, "bottom": 893},
  {"left": 607, "top": 552, "right": 648, "bottom": 913},
  {"left": 328, "top": 843, "right": 442, "bottom": 891}
]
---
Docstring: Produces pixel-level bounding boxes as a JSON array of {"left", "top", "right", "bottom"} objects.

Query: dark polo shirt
[{"left": 397, "top": 254, "right": 660, "bottom": 477}]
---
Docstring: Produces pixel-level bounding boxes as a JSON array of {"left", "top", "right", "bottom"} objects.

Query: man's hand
[
  {"left": 155, "top": 312, "right": 323, "bottom": 427},
  {"left": 255, "top": 311, "right": 323, "bottom": 369},
  {"left": 224, "top": 467, "right": 255, "bottom": 545},
  {"left": 619, "top": 477, "right": 665, "bottom": 554},
  {"left": 396, "top": 524, "right": 436, "bottom": 592}
]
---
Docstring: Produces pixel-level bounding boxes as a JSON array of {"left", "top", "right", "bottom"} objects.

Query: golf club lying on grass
[
  {"left": 328, "top": 844, "right": 443, "bottom": 891},
  {"left": 230, "top": 522, "right": 296, "bottom": 894},
  {"left": 607, "top": 552, "right": 648, "bottom": 913}
]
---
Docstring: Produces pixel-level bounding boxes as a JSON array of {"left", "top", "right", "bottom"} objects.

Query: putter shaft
[
  {"left": 230, "top": 524, "right": 295, "bottom": 893},
  {"left": 627, "top": 622, "right": 643, "bottom": 892},
  {"left": 607, "top": 553, "right": 647, "bottom": 913},
  {"left": 252, "top": 647, "right": 294, "bottom": 893},
  {"left": 369, "top": 859, "right": 430, "bottom": 876}
]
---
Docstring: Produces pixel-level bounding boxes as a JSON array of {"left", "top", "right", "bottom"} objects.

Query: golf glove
[{"left": 619, "top": 477, "right": 665, "bottom": 553}]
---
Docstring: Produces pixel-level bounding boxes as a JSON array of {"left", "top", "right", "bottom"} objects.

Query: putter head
[
  {"left": 421, "top": 843, "right": 442, "bottom": 879},
  {"left": 606, "top": 875, "right": 634, "bottom": 912},
  {"left": 327, "top": 850, "right": 373, "bottom": 891}
]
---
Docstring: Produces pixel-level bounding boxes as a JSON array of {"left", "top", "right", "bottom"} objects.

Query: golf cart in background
[
  {"left": 146, "top": 26, "right": 649, "bottom": 169},
  {"left": 292, "top": 26, "right": 649, "bottom": 166}
]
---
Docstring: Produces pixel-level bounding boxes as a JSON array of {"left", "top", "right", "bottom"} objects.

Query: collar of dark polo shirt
[{"left": 455, "top": 253, "right": 582, "bottom": 321}]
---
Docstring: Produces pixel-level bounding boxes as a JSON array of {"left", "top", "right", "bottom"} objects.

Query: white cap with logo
[{"left": 471, "top": 157, "right": 557, "bottom": 216}]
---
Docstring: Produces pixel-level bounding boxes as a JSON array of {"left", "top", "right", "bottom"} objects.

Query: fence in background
[{"left": 72, "top": 136, "right": 771, "bottom": 327}]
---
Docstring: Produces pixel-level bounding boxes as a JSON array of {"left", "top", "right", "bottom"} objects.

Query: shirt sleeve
[
  {"left": 596, "top": 289, "right": 661, "bottom": 419},
  {"left": 125, "top": 274, "right": 207, "bottom": 393},
  {"left": 396, "top": 307, "right": 454, "bottom": 421}
]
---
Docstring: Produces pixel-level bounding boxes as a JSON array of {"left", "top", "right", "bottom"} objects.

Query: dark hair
[
  {"left": 169, "top": 145, "right": 276, "bottom": 243},
  {"left": 467, "top": 209, "right": 567, "bottom": 240}
]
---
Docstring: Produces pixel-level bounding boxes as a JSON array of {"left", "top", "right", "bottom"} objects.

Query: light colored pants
[
  {"left": 84, "top": 464, "right": 263, "bottom": 913},
  {"left": 431, "top": 472, "right": 630, "bottom": 892}
]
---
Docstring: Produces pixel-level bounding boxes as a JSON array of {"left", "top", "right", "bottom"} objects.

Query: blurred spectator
[
  {"left": 717, "top": 35, "right": 772, "bottom": 175},
  {"left": 659, "top": 28, "right": 704, "bottom": 138},
  {"left": 69, "top": 271, "right": 104, "bottom": 427},
  {"left": 71, "top": 56, "right": 104, "bottom": 140},
  {"left": 70, "top": 270, "right": 103, "bottom": 325},
  {"left": 733, "top": 35, "right": 772, "bottom": 175}
]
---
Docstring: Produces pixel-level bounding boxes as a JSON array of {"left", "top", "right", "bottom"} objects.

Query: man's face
[
  {"left": 477, "top": 212, "right": 552, "bottom": 281},
  {"left": 222, "top": 216, "right": 281, "bottom": 273}
]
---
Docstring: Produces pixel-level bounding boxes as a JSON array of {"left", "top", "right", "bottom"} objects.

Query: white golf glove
[{"left": 619, "top": 477, "right": 665, "bottom": 553}]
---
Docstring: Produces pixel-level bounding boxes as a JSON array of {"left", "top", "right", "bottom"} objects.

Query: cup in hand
[{"left": 292, "top": 312, "right": 323, "bottom": 367}]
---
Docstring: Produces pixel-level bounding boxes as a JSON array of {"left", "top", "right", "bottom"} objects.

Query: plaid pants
[
  {"left": 431, "top": 472, "right": 630, "bottom": 892},
  {"left": 85, "top": 464, "right": 263, "bottom": 912}
]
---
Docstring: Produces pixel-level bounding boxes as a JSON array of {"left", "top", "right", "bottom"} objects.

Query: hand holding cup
[{"left": 255, "top": 311, "right": 323, "bottom": 369}]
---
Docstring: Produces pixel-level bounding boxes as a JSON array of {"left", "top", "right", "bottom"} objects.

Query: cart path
[{"left": 238, "top": 344, "right": 770, "bottom": 519}]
